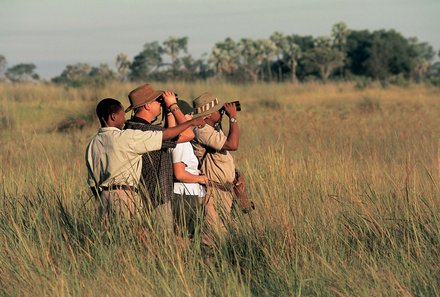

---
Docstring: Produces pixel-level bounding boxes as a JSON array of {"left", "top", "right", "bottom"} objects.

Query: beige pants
[
  {"left": 201, "top": 187, "right": 234, "bottom": 247},
  {"left": 99, "top": 189, "right": 143, "bottom": 221}
]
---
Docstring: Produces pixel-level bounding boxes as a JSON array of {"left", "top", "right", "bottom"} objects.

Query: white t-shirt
[{"left": 172, "top": 142, "right": 206, "bottom": 197}]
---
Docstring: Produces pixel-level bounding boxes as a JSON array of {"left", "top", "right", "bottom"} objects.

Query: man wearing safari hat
[
  {"left": 124, "top": 84, "right": 195, "bottom": 226},
  {"left": 192, "top": 92, "right": 241, "bottom": 247}
]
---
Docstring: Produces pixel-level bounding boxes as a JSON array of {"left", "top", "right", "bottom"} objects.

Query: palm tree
[
  {"left": 163, "top": 36, "right": 188, "bottom": 74},
  {"left": 115, "top": 53, "right": 131, "bottom": 82},
  {"left": 270, "top": 32, "right": 301, "bottom": 83},
  {"left": 331, "top": 22, "right": 350, "bottom": 78},
  {"left": 210, "top": 38, "right": 240, "bottom": 79}
]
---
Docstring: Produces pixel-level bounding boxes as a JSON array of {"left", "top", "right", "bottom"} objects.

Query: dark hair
[
  {"left": 177, "top": 100, "right": 193, "bottom": 115},
  {"left": 96, "top": 98, "right": 123, "bottom": 126}
]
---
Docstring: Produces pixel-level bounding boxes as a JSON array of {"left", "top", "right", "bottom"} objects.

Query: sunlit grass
[{"left": 1, "top": 82, "right": 440, "bottom": 296}]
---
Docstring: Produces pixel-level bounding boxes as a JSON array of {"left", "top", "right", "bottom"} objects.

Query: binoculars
[
  {"left": 157, "top": 93, "right": 179, "bottom": 104},
  {"left": 221, "top": 101, "right": 241, "bottom": 112}
]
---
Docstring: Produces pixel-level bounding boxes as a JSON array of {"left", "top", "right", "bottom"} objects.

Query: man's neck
[
  {"left": 134, "top": 113, "right": 155, "bottom": 123},
  {"left": 131, "top": 116, "right": 151, "bottom": 124}
]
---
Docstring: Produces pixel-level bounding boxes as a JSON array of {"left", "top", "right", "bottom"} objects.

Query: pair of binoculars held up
[{"left": 222, "top": 101, "right": 241, "bottom": 112}]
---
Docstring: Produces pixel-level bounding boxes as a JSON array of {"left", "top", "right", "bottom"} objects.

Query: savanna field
[{"left": 1, "top": 81, "right": 440, "bottom": 296}]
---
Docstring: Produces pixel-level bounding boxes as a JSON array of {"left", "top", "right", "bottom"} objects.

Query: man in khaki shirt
[
  {"left": 192, "top": 92, "right": 240, "bottom": 247},
  {"left": 86, "top": 98, "right": 207, "bottom": 220}
]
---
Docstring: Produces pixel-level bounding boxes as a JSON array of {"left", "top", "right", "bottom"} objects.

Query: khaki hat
[
  {"left": 125, "top": 84, "right": 164, "bottom": 113},
  {"left": 192, "top": 92, "right": 224, "bottom": 118}
]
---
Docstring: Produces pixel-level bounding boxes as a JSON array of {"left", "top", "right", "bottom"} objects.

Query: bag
[
  {"left": 233, "top": 172, "right": 255, "bottom": 214},
  {"left": 195, "top": 141, "right": 255, "bottom": 213}
]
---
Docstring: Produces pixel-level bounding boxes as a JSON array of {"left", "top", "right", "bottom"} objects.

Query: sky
[{"left": 1, "top": 0, "right": 439, "bottom": 79}]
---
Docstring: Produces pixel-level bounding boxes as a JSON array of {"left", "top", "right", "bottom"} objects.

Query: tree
[
  {"left": 52, "top": 63, "right": 115, "bottom": 87},
  {"left": 129, "top": 41, "right": 164, "bottom": 81},
  {"left": 303, "top": 37, "right": 344, "bottom": 82},
  {"left": 331, "top": 22, "right": 349, "bottom": 52},
  {"left": 210, "top": 38, "right": 240, "bottom": 79},
  {"left": 428, "top": 61, "right": 440, "bottom": 86},
  {"left": 331, "top": 22, "right": 350, "bottom": 78},
  {"left": 0, "top": 55, "right": 6, "bottom": 81},
  {"left": 346, "top": 30, "right": 372, "bottom": 77},
  {"left": 6, "top": 63, "right": 39, "bottom": 82},
  {"left": 367, "top": 30, "right": 416, "bottom": 80},
  {"left": 163, "top": 36, "right": 188, "bottom": 65},
  {"left": 258, "top": 39, "right": 277, "bottom": 81},
  {"left": 270, "top": 32, "right": 301, "bottom": 83},
  {"left": 346, "top": 29, "right": 417, "bottom": 80},
  {"left": 115, "top": 53, "right": 131, "bottom": 82},
  {"left": 270, "top": 33, "right": 314, "bottom": 82},
  {"left": 52, "top": 63, "right": 91, "bottom": 87},
  {"left": 234, "top": 38, "right": 278, "bottom": 83},
  {"left": 238, "top": 38, "right": 262, "bottom": 83},
  {"left": 89, "top": 64, "right": 116, "bottom": 86},
  {"left": 408, "top": 38, "right": 435, "bottom": 82},
  {"left": 161, "top": 36, "right": 189, "bottom": 79},
  {"left": 179, "top": 55, "right": 212, "bottom": 81}
]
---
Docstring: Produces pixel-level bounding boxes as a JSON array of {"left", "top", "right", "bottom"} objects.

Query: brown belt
[
  {"left": 208, "top": 181, "right": 234, "bottom": 192},
  {"left": 100, "top": 185, "right": 135, "bottom": 191}
]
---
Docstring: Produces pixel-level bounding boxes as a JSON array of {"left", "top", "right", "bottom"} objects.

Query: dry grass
[{"left": 1, "top": 81, "right": 440, "bottom": 296}]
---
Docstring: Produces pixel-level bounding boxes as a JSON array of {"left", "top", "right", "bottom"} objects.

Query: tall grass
[{"left": 1, "top": 82, "right": 440, "bottom": 296}]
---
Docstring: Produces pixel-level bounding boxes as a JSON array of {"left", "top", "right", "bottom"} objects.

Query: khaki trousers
[
  {"left": 99, "top": 189, "right": 143, "bottom": 221},
  {"left": 201, "top": 187, "right": 234, "bottom": 247}
]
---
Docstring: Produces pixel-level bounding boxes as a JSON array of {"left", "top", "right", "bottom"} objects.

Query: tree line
[{"left": 1, "top": 22, "right": 439, "bottom": 86}]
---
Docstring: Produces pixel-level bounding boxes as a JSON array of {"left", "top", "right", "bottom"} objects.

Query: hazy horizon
[{"left": 1, "top": 0, "right": 439, "bottom": 79}]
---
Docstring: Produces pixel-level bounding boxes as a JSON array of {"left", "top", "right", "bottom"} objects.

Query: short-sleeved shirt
[
  {"left": 172, "top": 142, "right": 206, "bottom": 197},
  {"left": 124, "top": 117, "right": 177, "bottom": 207},
  {"left": 85, "top": 127, "right": 162, "bottom": 189},
  {"left": 193, "top": 124, "right": 235, "bottom": 184}
]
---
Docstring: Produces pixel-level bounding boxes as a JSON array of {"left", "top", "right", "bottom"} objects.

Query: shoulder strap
[{"left": 192, "top": 140, "right": 211, "bottom": 170}]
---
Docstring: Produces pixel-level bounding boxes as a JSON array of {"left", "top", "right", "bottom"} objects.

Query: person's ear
[{"left": 110, "top": 113, "right": 117, "bottom": 122}]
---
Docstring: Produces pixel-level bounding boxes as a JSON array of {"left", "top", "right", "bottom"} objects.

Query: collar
[
  {"left": 129, "top": 116, "right": 151, "bottom": 125},
  {"left": 98, "top": 127, "right": 121, "bottom": 132}
]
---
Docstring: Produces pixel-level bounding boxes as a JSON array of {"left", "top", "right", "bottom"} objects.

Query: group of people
[{"left": 85, "top": 83, "right": 250, "bottom": 248}]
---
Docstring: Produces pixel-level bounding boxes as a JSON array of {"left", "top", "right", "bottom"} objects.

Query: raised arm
[
  {"left": 167, "top": 112, "right": 194, "bottom": 143},
  {"left": 163, "top": 116, "right": 206, "bottom": 141},
  {"left": 221, "top": 102, "right": 239, "bottom": 151},
  {"left": 164, "top": 91, "right": 195, "bottom": 142}
]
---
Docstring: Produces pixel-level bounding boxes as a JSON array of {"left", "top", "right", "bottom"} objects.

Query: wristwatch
[{"left": 230, "top": 117, "right": 238, "bottom": 124}]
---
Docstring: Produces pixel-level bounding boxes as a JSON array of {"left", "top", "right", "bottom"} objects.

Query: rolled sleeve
[{"left": 195, "top": 126, "right": 226, "bottom": 151}]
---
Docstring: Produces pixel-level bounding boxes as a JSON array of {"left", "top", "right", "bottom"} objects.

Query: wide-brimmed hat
[
  {"left": 192, "top": 92, "right": 224, "bottom": 118},
  {"left": 125, "top": 84, "right": 164, "bottom": 113}
]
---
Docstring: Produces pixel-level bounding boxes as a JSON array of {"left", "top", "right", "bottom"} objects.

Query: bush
[
  {"left": 0, "top": 114, "right": 15, "bottom": 129},
  {"left": 388, "top": 74, "right": 409, "bottom": 87},
  {"left": 354, "top": 76, "right": 372, "bottom": 90}
]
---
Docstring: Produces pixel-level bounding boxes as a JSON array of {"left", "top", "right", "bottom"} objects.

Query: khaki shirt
[
  {"left": 85, "top": 127, "right": 162, "bottom": 189},
  {"left": 193, "top": 125, "right": 235, "bottom": 184}
]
